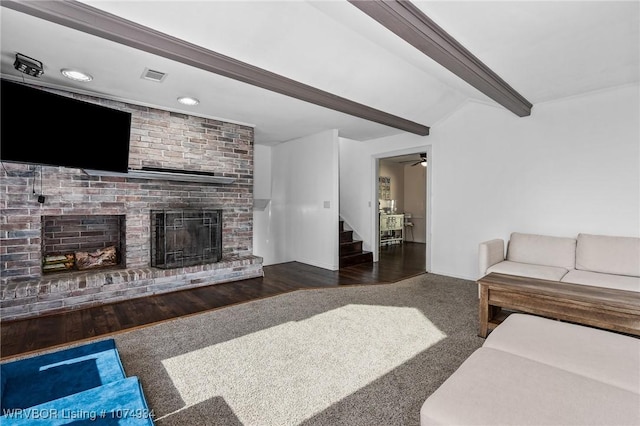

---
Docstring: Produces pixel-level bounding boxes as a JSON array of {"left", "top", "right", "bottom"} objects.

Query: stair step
[
  {"left": 339, "top": 230, "right": 353, "bottom": 243},
  {"left": 340, "top": 240, "right": 363, "bottom": 256},
  {"left": 339, "top": 251, "right": 373, "bottom": 268},
  {"left": 338, "top": 219, "right": 373, "bottom": 268}
]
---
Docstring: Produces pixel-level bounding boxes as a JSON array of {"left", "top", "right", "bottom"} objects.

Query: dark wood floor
[{"left": 1, "top": 242, "right": 426, "bottom": 360}]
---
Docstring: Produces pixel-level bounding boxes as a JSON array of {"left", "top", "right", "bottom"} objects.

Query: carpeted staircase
[
  {"left": 0, "top": 339, "right": 154, "bottom": 425},
  {"left": 339, "top": 220, "right": 373, "bottom": 268}
]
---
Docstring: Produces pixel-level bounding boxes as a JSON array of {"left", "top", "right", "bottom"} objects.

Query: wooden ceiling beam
[
  {"left": 2, "top": 0, "right": 430, "bottom": 136},
  {"left": 349, "top": 0, "right": 533, "bottom": 117}
]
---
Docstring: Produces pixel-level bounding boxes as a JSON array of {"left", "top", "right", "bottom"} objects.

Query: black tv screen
[{"left": 1, "top": 79, "right": 132, "bottom": 173}]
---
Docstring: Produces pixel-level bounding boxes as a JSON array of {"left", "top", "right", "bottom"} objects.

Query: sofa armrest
[{"left": 479, "top": 239, "right": 505, "bottom": 277}]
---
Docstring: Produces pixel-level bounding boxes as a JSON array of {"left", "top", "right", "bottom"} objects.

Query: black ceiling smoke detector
[{"left": 13, "top": 53, "right": 44, "bottom": 77}]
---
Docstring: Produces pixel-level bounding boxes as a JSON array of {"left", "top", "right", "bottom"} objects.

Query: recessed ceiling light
[
  {"left": 61, "top": 69, "right": 93, "bottom": 82},
  {"left": 177, "top": 96, "right": 199, "bottom": 106}
]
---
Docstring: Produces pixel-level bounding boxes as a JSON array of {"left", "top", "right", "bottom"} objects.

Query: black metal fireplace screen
[{"left": 150, "top": 209, "right": 222, "bottom": 269}]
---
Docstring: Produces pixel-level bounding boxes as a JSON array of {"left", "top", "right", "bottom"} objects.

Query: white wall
[
  {"left": 253, "top": 144, "right": 272, "bottom": 200},
  {"left": 379, "top": 160, "right": 405, "bottom": 212},
  {"left": 339, "top": 84, "right": 640, "bottom": 280},
  {"left": 262, "top": 129, "right": 340, "bottom": 269},
  {"left": 432, "top": 85, "right": 639, "bottom": 279},
  {"left": 339, "top": 137, "right": 374, "bottom": 251},
  {"left": 403, "top": 164, "right": 427, "bottom": 243},
  {"left": 252, "top": 144, "right": 275, "bottom": 264}
]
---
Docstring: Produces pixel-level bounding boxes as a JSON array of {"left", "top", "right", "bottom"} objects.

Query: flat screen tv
[{"left": 1, "top": 79, "right": 132, "bottom": 173}]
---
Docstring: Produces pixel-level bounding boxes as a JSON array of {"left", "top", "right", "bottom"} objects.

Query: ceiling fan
[{"left": 400, "top": 153, "right": 427, "bottom": 167}]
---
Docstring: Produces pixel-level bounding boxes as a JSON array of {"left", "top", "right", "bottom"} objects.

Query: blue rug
[
  {"left": 1, "top": 377, "right": 154, "bottom": 425},
  {"left": 0, "top": 339, "right": 154, "bottom": 424},
  {"left": 1, "top": 339, "right": 126, "bottom": 410}
]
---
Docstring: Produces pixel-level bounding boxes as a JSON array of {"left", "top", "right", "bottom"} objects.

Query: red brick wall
[{"left": 0, "top": 86, "right": 255, "bottom": 285}]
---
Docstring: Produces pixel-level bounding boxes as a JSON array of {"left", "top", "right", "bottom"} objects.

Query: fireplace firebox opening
[{"left": 150, "top": 209, "right": 222, "bottom": 269}]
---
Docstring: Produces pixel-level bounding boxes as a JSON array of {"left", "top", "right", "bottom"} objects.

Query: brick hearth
[{"left": 0, "top": 86, "right": 263, "bottom": 320}]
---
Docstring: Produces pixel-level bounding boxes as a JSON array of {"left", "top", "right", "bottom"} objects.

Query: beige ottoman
[{"left": 420, "top": 314, "right": 640, "bottom": 425}]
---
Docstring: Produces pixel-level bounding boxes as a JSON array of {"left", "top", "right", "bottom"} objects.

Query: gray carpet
[{"left": 110, "top": 273, "right": 484, "bottom": 426}]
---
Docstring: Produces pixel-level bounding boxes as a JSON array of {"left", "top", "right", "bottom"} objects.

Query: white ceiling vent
[{"left": 141, "top": 68, "right": 167, "bottom": 82}]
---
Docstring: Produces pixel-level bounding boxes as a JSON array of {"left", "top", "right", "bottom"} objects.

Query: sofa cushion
[
  {"left": 561, "top": 269, "right": 640, "bottom": 292},
  {"left": 483, "top": 314, "right": 640, "bottom": 393},
  {"left": 506, "top": 232, "right": 577, "bottom": 269},
  {"left": 487, "top": 260, "right": 569, "bottom": 281},
  {"left": 420, "top": 347, "right": 640, "bottom": 426},
  {"left": 576, "top": 233, "right": 640, "bottom": 277}
]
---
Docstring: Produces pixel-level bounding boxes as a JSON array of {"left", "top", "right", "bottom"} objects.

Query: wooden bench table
[{"left": 477, "top": 273, "right": 640, "bottom": 338}]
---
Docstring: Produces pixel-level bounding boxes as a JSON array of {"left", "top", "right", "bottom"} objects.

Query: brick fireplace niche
[
  {"left": 0, "top": 86, "right": 263, "bottom": 321},
  {"left": 42, "top": 215, "right": 126, "bottom": 274}
]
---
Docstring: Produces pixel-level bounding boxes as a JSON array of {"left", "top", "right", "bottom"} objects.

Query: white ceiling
[{"left": 1, "top": 1, "right": 638, "bottom": 146}]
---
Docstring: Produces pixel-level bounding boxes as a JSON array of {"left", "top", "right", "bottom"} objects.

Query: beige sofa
[
  {"left": 420, "top": 313, "right": 640, "bottom": 425},
  {"left": 479, "top": 232, "right": 640, "bottom": 292},
  {"left": 422, "top": 233, "right": 640, "bottom": 425}
]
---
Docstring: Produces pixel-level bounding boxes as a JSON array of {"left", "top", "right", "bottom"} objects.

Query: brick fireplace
[{"left": 0, "top": 87, "right": 263, "bottom": 320}]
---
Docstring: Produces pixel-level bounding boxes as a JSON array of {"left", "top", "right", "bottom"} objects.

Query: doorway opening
[{"left": 373, "top": 147, "right": 431, "bottom": 272}]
